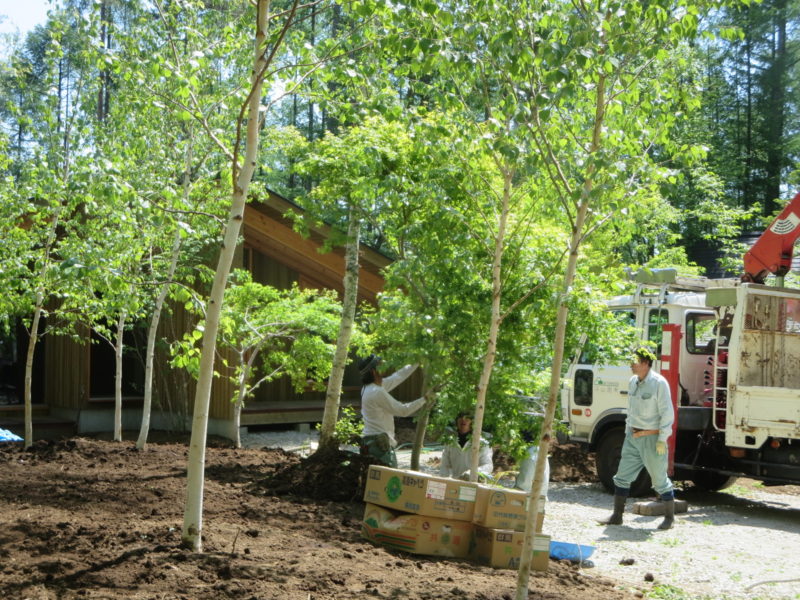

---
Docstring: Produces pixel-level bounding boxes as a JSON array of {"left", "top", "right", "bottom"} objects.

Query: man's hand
[
  {"left": 656, "top": 441, "right": 666, "bottom": 455},
  {"left": 426, "top": 382, "right": 445, "bottom": 396},
  {"left": 459, "top": 470, "right": 471, "bottom": 481}
]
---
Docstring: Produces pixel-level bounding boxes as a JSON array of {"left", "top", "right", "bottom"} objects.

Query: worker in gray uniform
[
  {"left": 439, "top": 411, "right": 493, "bottom": 481},
  {"left": 600, "top": 347, "right": 676, "bottom": 530}
]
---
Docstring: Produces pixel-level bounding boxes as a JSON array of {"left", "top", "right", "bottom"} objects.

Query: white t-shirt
[{"left": 361, "top": 364, "right": 425, "bottom": 447}]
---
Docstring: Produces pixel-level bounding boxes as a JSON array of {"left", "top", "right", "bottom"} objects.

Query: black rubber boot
[
  {"left": 598, "top": 494, "right": 626, "bottom": 525},
  {"left": 658, "top": 499, "right": 675, "bottom": 530}
]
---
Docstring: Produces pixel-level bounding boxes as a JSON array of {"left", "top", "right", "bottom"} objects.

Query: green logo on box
[{"left": 385, "top": 476, "right": 402, "bottom": 502}]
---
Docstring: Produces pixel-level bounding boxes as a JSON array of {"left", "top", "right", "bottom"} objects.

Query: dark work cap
[{"left": 358, "top": 354, "right": 382, "bottom": 376}]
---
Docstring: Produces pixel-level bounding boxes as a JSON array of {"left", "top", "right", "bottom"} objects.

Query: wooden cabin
[{"left": 0, "top": 190, "right": 421, "bottom": 441}]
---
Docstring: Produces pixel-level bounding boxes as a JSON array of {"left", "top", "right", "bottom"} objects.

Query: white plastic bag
[{"left": 514, "top": 445, "right": 550, "bottom": 498}]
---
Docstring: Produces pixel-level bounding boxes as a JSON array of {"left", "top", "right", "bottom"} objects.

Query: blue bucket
[{"left": 549, "top": 540, "right": 595, "bottom": 562}]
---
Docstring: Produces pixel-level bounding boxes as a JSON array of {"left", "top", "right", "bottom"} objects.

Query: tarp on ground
[{"left": 0, "top": 428, "right": 23, "bottom": 442}]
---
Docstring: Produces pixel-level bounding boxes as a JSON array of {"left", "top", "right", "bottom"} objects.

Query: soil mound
[
  {"left": 0, "top": 436, "right": 638, "bottom": 600},
  {"left": 259, "top": 447, "right": 373, "bottom": 502},
  {"left": 549, "top": 443, "right": 597, "bottom": 483}
]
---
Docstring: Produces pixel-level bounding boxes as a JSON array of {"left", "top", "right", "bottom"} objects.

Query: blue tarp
[
  {"left": 0, "top": 428, "right": 23, "bottom": 442},
  {"left": 550, "top": 540, "right": 595, "bottom": 562}
]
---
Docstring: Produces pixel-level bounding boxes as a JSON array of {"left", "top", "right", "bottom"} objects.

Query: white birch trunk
[
  {"left": 232, "top": 349, "right": 254, "bottom": 449},
  {"left": 232, "top": 392, "right": 245, "bottom": 450},
  {"left": 23, "top": 297, "right": 44, "bottom": 449},
  {"left": 410, "top": 369, "right": 433, "bottom": 470},
  {"left": 515, "top": 73, "right": 606, "bottom": 600},
  {"left": 469, "top": 172, "right": 511, "bottom": 480},
  {"left": 136, "top": 229, "right": 182, "bottom": 450},
  {"left": 113, "top": 310, "right": 127, "bottom": 442},
  {"left": 137, "top": 129, "right": 193, "bottom": 450},
  {"left": 316, "top": 210, "right": 360, "bottom": 454},
  {"left": 182, "top": 0, "right": 269, "bottom": 552},
  {"left": 23, "top": 210, "right": 61, "bottom": 449}
]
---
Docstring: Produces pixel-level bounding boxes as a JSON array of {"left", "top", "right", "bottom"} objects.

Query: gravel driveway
[
  {"left": 243, "top": 429, "right": 800, "bottom": 599},
  {"left": 545, "top": 480, "right": 800, "bottom": 599}
]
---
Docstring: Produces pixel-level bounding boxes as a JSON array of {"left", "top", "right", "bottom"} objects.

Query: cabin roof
[{"left": 244, "top": 190, "right": 390, "bottom": 303}]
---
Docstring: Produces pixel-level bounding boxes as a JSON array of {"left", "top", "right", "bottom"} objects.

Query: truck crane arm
[{"left": 742, "top": 190, "right": 800, "bottom": 284}]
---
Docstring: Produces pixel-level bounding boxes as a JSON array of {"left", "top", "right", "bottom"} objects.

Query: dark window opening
[
  {"left": 90, "top": 324, "right": 147, "bottom": 398},
  {"left": 0, "top": 321, "right": 45, "bottom": 405},
  {"left": 574, "top": 369, "right": 593, "bottom": 406}
]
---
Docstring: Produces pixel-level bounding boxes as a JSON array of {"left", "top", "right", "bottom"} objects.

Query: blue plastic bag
[
  {"left": 549, "top": 540, "right": 595, "bottom": 562},
  {"left": 0, "top": 428, "right": 23, "bottom": 442}
]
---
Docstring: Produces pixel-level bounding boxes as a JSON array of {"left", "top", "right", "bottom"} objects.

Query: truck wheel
[
  {"left": 690, "top": 471, "right": 737, "bottom": 492},
  {"left": 595, "top": 428, "right": 652, "bottom": 497}
]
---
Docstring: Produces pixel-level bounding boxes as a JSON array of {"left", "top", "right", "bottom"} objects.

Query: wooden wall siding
[
  {"left": 248, "top": 247, "right": 298, "bottom": 405},
  {"left": 44, "top": 324, "right": 90, "bottom": 410},
  {"left": 153, "top": 299, "right": 235, "bottom": 423},
  {"left": 250, "top": 245, "right": 298, "bottom": 291},
  {"left": 243, "top": 204, "right": 385, "bottom": 304},
  {"left": 209, "top": 354, "right": 236, "bottom": 420}
]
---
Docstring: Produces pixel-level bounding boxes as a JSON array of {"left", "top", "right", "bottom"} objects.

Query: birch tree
[
  {"left": 0, "top": 11, "right": 97, "bottom": 448},
  {"left": 179, "top": 0, "right": 277, "bottom": 551},
  {"left": 294, "top": 118, "right": 414, "bottom": 454},
  {"left": 173, "top": 271, "right": 351, "bottom": 448},
  {"left": 171, "top": 0, "right": 373, "bottom": 550},
  {"left": 493, "top": 2, "right": 737, "bottom": 597}
]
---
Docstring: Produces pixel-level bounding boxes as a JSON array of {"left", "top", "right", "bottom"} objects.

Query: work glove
[{"left": 655, "top": 441, "right": 666, "bottom": 455}]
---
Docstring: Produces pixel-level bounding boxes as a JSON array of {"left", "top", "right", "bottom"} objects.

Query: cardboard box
[
  {"left": 361, "top": 503, "right": 474, "bottom": 558},
  {"left": 470, "top": 526, "right": 550, "bottom": 571},
  {"left": 363, "top": 465, "right": 478, "bottom": 521},
  {"left": 472, "top": 486, "right": 545, "bottom": 532}
]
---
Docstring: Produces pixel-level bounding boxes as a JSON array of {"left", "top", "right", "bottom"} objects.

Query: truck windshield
[{"left": 647, "top": 308, "right": 669, "bottom": 352}]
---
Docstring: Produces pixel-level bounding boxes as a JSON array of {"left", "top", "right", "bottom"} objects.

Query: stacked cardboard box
[
  {"left": 471, "top": 527, "right": 551, "bottom": 570},
  {"left": 363, "top": 464, "right": 478, "bottom": 520},
  {"left": 361, "top": 465, "right": 550, "bottom": 571},
  {"left": 362, "top": 465, "right": 477, "bottom": 557},
  {"left": 362, "top": 503, "right": 474, "bottom": 558},
  {"left": 473, "top": 485, "right": 546, "bottom": 532},
  {"left": 471, "top": 485, "right": 548, "bottom": 570}
]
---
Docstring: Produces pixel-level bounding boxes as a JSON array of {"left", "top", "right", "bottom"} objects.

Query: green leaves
[{"left": 171, "top": 270, "right": 356, "bottom": 402}]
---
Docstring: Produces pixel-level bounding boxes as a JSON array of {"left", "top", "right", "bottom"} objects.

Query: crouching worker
[
  {"left": 359, "top": 354, "right": 429, "bottom": 468},
  {"left": 440, "top": 412, "right": 493, "bottom": 481},
  {"left": 599, "top": 347, "right": 676, "bottom": 530}
]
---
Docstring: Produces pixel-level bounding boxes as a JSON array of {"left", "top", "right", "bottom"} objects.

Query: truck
[{"left": 561, "top": 192, "right": 800, "bottom": 495}]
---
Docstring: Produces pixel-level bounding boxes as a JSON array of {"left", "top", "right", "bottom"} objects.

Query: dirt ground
[{"left": 0, "top": 435, "right": 642, "bottom": 600}]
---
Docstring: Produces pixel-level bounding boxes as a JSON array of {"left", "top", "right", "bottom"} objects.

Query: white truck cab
[
  {"left": 561, "top": 271, "right": 730, "bottom": 494},
  {"left": 562, "top": 268, "right": 800, "bottom": 495},
  {"left": 566, "top": 191, "right": 800, "bottom": 495}
]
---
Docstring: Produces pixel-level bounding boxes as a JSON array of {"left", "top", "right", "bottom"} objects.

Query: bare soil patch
[{"left": 0, "top": 436, "right": 641, "bottom": 600}]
